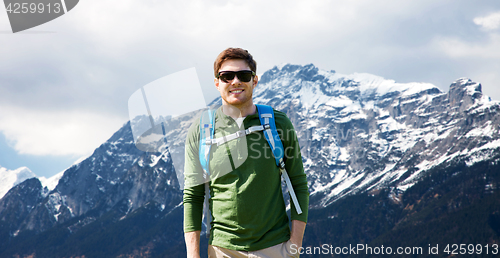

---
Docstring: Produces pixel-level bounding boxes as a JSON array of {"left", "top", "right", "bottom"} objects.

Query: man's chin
[{"left": 226, "top": 99, "right": 246, "bottom": 106}]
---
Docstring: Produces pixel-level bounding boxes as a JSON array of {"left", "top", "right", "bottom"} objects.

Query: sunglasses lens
[
  {"left": 218, "top": 71, "right": 254, "bottom": 83},
  {"left": 237, "top": 71, "right": 253, "bottom": 82},
  {"left": 219, "top": 72, "right": 235, "bottom": 83}
]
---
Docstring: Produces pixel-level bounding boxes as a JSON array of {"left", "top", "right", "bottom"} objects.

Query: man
[{"left": 183, "top": 48, "right": 309, "bottom": 258}]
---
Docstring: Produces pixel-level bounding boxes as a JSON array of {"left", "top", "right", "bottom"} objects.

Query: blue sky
[
  {"left": 1, "top": 0, "right": 500, "bottom": 178},
  {"left": 0, "top": 133, "right": 78, "bottom": 177}
]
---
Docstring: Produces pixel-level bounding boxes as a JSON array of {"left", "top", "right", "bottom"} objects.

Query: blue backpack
[{"left": 198, "top": 104, "right": 302, "bottom": 235}]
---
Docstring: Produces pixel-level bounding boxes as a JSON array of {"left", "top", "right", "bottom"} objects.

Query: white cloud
[
  {"left": 433, "top": 33, "right": 500, "bottom": 59},
  {"left": 426, "top": 32, "right": 500, "bottom": 100},
  {"left": 2, "top": 0, "right": 500, "bottom": 163},
  {"left": 0, "top": 106, "right": 125, "bottom": 156},
  {"left": 474, "top": 11, "right": 500, "bottom": 30}
]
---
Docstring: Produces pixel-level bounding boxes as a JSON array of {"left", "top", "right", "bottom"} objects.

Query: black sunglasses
[{"left": 217, "top": 70, "right": 255, "bottom": 83}]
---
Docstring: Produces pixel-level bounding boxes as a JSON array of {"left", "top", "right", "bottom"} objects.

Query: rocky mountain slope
[
  {"left": 0, "top": 63, "right": 499, "bottom": 257},
  {"left": 255, "top": 64, "right": 500, "bottom": 207}
]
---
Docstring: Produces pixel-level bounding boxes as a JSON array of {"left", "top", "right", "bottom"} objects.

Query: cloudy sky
[{"left": 1, "top": 0, "right": 500, "bottom": 178}]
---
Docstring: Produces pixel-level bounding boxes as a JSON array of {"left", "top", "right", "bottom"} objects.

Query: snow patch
[
  {"left": 39, "top": 171, "right": 64, "bottom": 193},
  {"left": 0, "top": 166, "right": 36, "bottom": 199}
]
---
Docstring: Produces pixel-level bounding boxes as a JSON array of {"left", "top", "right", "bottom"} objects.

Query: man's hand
[
  {"left": 290, "top": 220, "right": 306, "bottom": 247},
  {"left": 185, "top": 230, "right": 201, "bottom": 258}
]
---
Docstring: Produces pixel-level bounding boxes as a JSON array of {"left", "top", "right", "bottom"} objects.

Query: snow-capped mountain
[
  {"left": 0, "top": 166, "right": 36, "bottom": 199},
  {"left": 254, "top": 64, "right": 500, "bottom": 207},
  {"left": 0, "top": 165, "right": 64, "bottom": 200},
  {"left": 1, "top": 63, "right": 499, "bottom": 257},
  {"left": 0, "top": 119, "right": 182, "bottom": 234}
]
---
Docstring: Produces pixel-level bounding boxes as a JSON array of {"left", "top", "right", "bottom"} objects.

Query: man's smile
[{"left": 230, "top": 89, "right": 244, "bottom": 94}]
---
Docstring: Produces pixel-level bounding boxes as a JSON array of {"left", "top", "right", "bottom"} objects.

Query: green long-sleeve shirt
[{"left": 183, "top": 106, "right": 309, "bottom": 251}]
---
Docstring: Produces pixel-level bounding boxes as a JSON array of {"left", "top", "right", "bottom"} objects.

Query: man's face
[{"left": 215, "top": 59, "right": 258, "bottom": 110}]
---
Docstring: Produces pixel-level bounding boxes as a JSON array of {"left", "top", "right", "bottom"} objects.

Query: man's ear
[
  {"left": 214, "top": 78, "right": 220, "bottom": 91},
  {"left": 252, "top": 75, "right": 258, "bottom": 88}
]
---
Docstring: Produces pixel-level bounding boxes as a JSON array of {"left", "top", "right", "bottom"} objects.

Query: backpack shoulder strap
[
  {"left": 198, "top": 108, "right": 216, "bottom": 237},
  {"left": 199, "top": 109, "right": 216, "bottom": 175},
  {"left": 255, "top": 104, "right": 302, "bottom": 214},
  {"left": 255, "top": 104, "right": 285, "bottom": 168}
]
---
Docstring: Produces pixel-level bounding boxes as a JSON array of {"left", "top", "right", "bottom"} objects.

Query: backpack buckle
[{"left": 263, "top": 124, "right": 271, "bottom": 130}]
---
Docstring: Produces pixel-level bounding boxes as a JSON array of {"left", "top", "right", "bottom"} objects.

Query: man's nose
[{"left": 231, "top": 75, "right": 242, "bottom": 84}]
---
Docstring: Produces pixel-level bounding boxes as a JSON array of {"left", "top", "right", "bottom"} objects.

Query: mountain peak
[
  {"left": 256, "top": 63, "right": 441, "bottom": 108},
  {"left": 448, "top": 78, "right": 489, "bottom": 110},
  {"left": 0, "top": 166, "right": 36, "bottom": 199},
  {"left": 259, "top": 63, "right": 325, "bottom": 85},
  {"left": 450, "top": 77, "right": 482, "bottom": 95}
]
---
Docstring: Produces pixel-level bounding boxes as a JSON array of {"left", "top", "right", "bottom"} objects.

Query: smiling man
[{"left": 183, "top": 48, "right": 309, "bottom": 258}]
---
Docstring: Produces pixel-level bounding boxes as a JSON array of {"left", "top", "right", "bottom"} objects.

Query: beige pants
[{"left": 208, "top": 241, "right": 300, "bottom": 258}]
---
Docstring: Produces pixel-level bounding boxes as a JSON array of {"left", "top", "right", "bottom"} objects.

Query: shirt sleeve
[
  {"left": 276, "top": 111, "right": 310, "bottom": 223},
  {"left": 183, "top": 119, "right": 205, "bottom": 232}
]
